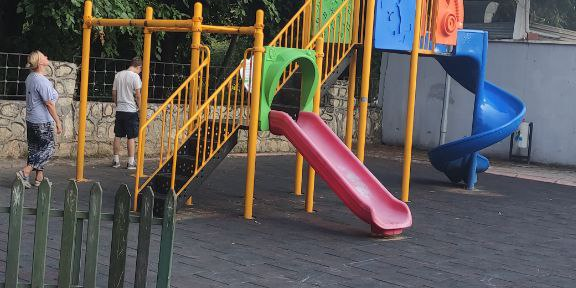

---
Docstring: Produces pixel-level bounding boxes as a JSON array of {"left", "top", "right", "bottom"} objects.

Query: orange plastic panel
[{"left": 435, "top": 0, "right": 464, "bottom": 46}]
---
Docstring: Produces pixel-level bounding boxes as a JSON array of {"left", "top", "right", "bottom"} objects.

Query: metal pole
[
  {"left": 356, "top": 0, "right": 376, "bottom": 162},
  {"left": 439, "top": 74, "right": 451, "bottom": 145},
  {"left": 305, "top": 36, "right": 325, "bottom": 213},
  {"left": 294, "top": 0, "right": 316, "bottom": 197},
  {"left": 244, "top": 10, "right": 265, "bottom": 219},
  {"left": 344, "top": 0, "right": 362, "bottom": 149},
  {"left": 401, "top": 0, "right": 425, "bottom": 203},
  {"left": 294, "top": 153, "right": 304, "bottom": 196},
  {"left": 76, "top": 0, "right": 93, "bottom": 181},
  {"left": 136, "top": 7, "right": 153, "bottom": 178},
  {"left": 189, "top": 3, "right": 202, "bottom": 120}
]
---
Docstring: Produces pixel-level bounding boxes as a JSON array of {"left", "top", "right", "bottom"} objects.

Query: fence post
[
  {"left": 72, "top": 219, "right": 84, "bottom": 285},
  {"left": 6, "top": 179, "right": 25, "bottom": 287},
  {"left": 108, "top": 185, "right": 132, "bottom": 288},
  {"left": 135, "top": 187, "right": 155, "bottom": 288},
  {"left": 58, "top": 181, "right": 79, "bottom": 288},
  {"left": 31, "top": 180, "right": 52, "bottom": 288},
  {"left": 84, "top": 183, "right": 103, "bottom": 288},
  {"left": 156, "top": 189, "right": 177, "bottom": 288}
]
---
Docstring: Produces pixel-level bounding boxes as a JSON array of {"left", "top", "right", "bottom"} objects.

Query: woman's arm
[{"left": 45, "top": 100, "right": 62, "bottom": 134}]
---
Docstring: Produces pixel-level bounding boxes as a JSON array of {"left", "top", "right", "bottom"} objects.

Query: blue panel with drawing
[{"left": 373, "top": 0, "right": 415, "bottom": 52}]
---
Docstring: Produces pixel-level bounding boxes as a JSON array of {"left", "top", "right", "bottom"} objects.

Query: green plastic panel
[
  {"left": 259, "top": 46, "right": 319, "bottom": 131},
  {"left": 313, "top": 0, "right": 353, "bottom": 43}
]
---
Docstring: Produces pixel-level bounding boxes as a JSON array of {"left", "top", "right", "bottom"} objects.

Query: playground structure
[{"left": 73, "top": 0, "right": 525, "bottom": 236}]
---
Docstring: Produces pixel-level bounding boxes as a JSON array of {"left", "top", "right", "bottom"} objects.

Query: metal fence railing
[
  {"left": 73, "top": 56, "right": 235, "bottom": 103},
  {"left": 0, "top": 53, "right": 29, "bottom": 100}
]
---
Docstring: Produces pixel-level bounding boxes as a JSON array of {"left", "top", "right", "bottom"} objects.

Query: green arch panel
[{"left": 259, "top": 46, "right": 319, "bottom": 131}]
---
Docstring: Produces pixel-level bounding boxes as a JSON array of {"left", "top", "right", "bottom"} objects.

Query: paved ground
[
  {"left": 366, "top": 145, "right": 576, "bottom": 187},
  {"left": 1, "top": 150, "right": 575, "bottom": 287}
]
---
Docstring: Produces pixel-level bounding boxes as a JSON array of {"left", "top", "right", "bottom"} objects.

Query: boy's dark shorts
[{"left": 114, "top": 111, "right": 139, "bottom": 139}]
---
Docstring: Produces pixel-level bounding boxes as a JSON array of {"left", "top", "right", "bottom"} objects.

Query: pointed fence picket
[{"left": 0, "top": 178, "right": 176, "bottom": 288}]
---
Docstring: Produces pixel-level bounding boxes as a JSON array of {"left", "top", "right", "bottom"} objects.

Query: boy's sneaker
[
  {"left": 127, "top": 162, "right": 137, "bottom": 170},
  {"left": 16, "top": 170, "right": 32, "bottom": 189},
  {"left": 112, "top": 160, "right": 121, "bottom": 168}
]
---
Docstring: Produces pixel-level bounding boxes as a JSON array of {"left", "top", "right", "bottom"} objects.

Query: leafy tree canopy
[{"left": 0, "top": 0, "right": 300, "bottom": 64}]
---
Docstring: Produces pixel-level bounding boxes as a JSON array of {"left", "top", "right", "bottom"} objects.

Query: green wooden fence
[{"left": 0, "top": 178, "right": 176, "bottom": 288}]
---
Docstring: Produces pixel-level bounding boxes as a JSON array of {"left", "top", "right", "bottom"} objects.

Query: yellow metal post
[
  {"left": 401, "top": 0, "right": 425, "bottom": 202},
  {"left": 345, "top": 52, "right": 357, "bottom": 149},
  {"left": 305, "top": 36, "right": 324, "bottom": 213},
  {"left": 302, "top": 1, "right": 312, "bottom": 47},
  {"left": 186, "top": 197, "right": 193, "bottom": 206},
  {"left": 244, "top": 10, "right": 265, "bottom": 219},
  {"left": 137, "top": 7, "right": 153, "bottom": 177},
  {"left": 294, "top": 0, "right": 317, "bottom": 197},
  {"left": 76, "top": 0, "right": 93, "bottom": 181},
  {"left": 345, "top": 0, "right": 362, "bottom": 149},
  {"left": 294, "top": 154, "right": 304, "bottom": 196},
  {"left": 189, "top": 3, "right": 203, "bottom": 123},
  {"left": 356, "top": 0, "right": 376, "bottom": 162}
]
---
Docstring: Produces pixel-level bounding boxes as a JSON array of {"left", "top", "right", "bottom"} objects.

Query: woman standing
[{"left": 16, "top": 51, "right": 62, "bottom": 188}]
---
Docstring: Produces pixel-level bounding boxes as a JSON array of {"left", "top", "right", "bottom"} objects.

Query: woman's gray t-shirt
[{"left": 25, "top": 72, "right": 59, "bottom": 124}]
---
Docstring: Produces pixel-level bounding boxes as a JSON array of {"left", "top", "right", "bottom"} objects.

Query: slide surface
[
  {"left": 429, "top": 30, "right": 526, "bottom": 188},
  {"left": 269, "top": 110, "right": 412, "bottom": 236}
]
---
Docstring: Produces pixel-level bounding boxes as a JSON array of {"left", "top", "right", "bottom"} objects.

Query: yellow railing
[
  {"left": 133, "top": 0, "right": 364, "bottom": 208},
  {"left": 268, "top": 0, "right": 363, "bottom": 90},
  {"left": 419, "top": 0, "right": 439, "bottom": 52},
  {"left": 267, "top": 0, "right": 313, "bottom": 90},
  {"left": 134, "top": 46, "right": 210, "bottom": 207},
  {"left": 306, "top": 0, "right": 355, "bottom": 84},
  {"left": 169, "top": 50, "right": 254, "bottom": 196}
]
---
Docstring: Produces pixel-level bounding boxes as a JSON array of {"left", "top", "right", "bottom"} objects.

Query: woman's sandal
[
  {"left": 33, "top": 177, "right": 51, "bottom": 187},
  {"left": 16, "top": 170, "right": 32, "bottom": 189}
]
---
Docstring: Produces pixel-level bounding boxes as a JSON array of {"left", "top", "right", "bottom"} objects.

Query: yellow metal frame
[
  {"left": 244, "top": 11, "right": 265, "bottom": 219},
  {"left": 77, "top": 0, "right": 386, "bottom": 218},
  {"left": 401, "top": 0, "right": 440, "bottom": 202},
  {"left": 76, "top": 1, "right": 263, "bottom": 189}
]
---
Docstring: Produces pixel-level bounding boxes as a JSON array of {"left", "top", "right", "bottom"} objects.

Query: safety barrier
[{"left": 1, "top": 178, "right": 176, "bottom": 288}]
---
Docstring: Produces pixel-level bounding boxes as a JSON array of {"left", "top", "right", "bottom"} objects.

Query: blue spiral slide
[
  {"left": 429, "top": 30, "right": 526, "bottom": 189},
  {"left": 373, "top": 0, "right": 526, "bottom": 189}
]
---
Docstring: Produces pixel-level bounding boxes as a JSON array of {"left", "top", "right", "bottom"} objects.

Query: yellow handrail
[
  {"left": 134, "top": 46, "right": 211, "bottom": 208},
  {"left": 268, "top": 1, "right": 313, "bottom": 48},
  {"left": 131, "top": 0, "right": 366, "bottom": 212},
  {"left": 169, "top": 49, "right": 254, "bottom": 196},
  {"left": 305, "top": 0, "right": 355, "bottom": 82}
]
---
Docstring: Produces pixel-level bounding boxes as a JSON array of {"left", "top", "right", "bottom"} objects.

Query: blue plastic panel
[{"left": 374, "top": 0, "right": 415, "bottom": 52}]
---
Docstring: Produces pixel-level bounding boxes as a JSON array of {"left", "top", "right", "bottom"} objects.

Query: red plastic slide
[{"left": 269, "top": 110, "right": 412, "bottom": 236}]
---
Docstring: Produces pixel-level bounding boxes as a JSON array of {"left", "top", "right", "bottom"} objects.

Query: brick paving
[
  {"left": 1, "top": 152, "right": 575, "bottom": 287},
  {"left": 366, "top": 144, "right": 576, "bottom": 187}
]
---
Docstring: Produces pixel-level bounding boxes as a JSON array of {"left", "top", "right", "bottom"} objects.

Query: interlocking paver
[{"left": 1, "top": 154, "right": 575, "bottom": 287}]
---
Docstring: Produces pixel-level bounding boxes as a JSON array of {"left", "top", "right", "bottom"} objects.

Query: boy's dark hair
[{"left": 130, "top": 57, "right": 143, "bottom": 68}]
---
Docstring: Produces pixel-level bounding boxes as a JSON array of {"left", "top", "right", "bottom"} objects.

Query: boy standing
[{"left": 112, "top": 57, "right": 142, "bottom": 169}]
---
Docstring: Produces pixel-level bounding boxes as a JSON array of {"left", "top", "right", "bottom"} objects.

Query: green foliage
[
  {"left": 531, "top": 0, "right": 576, "bottom": 30},
  {"left": 16, "top": 0, "right": 191, "bottom": 59},
  {"left": 5, "top": 0, "right": 298, "bottom": 63},
  {"left": 489, "top": 0, "right": 576, "bottom": 31}
]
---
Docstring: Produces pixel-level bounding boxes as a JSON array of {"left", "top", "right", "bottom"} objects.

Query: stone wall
[
  {"left": 0, "top": 63, "right": 382, "bottom": 158},
  {"left": 0, "top": 61, "right": 77, "bottom": 158}
]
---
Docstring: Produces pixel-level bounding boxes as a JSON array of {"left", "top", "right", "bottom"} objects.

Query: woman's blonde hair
[{"left": 26, "top": 50, "right": 43, "bottom": 70}]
